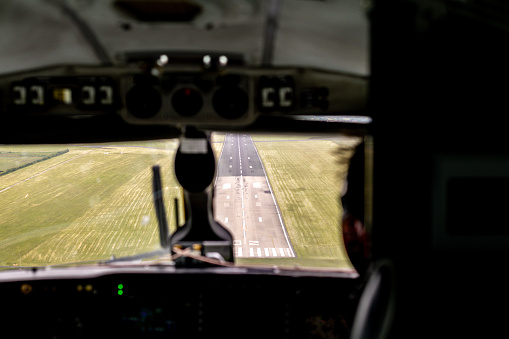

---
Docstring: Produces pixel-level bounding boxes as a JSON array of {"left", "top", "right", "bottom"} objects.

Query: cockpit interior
[{"left": 1, "top": 0, "right": 508, "bottom": 338}]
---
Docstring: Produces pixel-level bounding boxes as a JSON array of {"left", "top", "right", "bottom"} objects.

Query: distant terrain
[{"left": 0, "top": 149, "right": 69, "bottom": 175}]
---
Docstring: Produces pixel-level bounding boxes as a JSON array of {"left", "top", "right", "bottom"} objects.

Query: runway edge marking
[{"left": 251, "top": 136, "right": 297, "bottom": 258}]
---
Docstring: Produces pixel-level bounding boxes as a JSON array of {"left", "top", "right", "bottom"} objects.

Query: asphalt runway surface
[{"left": 214, "top": 134, "right": 295, "bottom": 258}]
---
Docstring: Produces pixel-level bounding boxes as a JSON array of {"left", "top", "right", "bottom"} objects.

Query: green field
[
  {"left": 0, "top": 153, "right": 45, "bottom": 172},
  {"left": 0, "top": 149, "right": 68, "bottom": 174},
  {"left": 0, "top": 143, "right": 182, "bottom": 266},
  {"left": 237, "top": 135, "right": 359, "bottom": 268}
]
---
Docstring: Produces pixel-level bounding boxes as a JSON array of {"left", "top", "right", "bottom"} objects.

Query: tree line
[{"left": 0, "top": 149, "right": 69, "bottom": 177}]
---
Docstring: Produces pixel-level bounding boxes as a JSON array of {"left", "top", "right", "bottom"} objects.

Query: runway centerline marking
[{"left": 214, "top": 133, "right": 296, "bottom": 258}]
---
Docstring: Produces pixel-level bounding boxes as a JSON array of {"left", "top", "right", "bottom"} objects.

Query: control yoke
[{"left": 152, "top": 126, "right": 234, "bottom": 265}]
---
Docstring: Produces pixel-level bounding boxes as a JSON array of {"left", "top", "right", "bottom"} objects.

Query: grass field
[
  {"left": 0, "top": 153, "right": 47, "bottom": 172},
  {"left": 0, "top": 142, "right": 182, "bottom": 266},
  {"left": 0, "top": 148, "right": 68, "bottom": 173},
  {"left": 237, "top": 135, "right": 359, "bottom": 268}
]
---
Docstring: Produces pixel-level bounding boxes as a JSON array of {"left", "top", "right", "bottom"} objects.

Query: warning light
[
  {"left": 20, "top": 283, "right": 33, "bottom": 295},
  {"left": 53, "top": 88, "right": 73, "bottom": 104},
  {"left": 117, "top": 284, "right": 124, "bottom": 295},
  {"left": 185, "top": 88, "right": 191, "bottom": 96}
]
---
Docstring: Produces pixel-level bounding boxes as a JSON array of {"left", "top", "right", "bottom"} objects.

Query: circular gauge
[
  {"left": 212, "top": 86, "right": 248, "bottom": 120},
  {"left": 125, "top": 85, "right": 162, "bottom": 119},
  {"left": 172, "top": 87, "right": 203, "bottom": 117}
]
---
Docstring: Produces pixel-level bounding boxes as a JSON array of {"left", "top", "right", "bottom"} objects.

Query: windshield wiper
[
  {"left": 152, "top": 165, "right": 170, "bottom": 249},
  {"left": 100, "top": 165, "right": 173, "bottom": 265}
]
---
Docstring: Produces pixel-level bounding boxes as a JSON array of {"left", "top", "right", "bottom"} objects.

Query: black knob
[
  {"left": 212, "top": 86, "right": 248, "bottom": 120},
  {"left": 125, "top": 85, "right": 162, "bottom": 119},
  {"left": 172, "top": 87, "right": 203, "bottom": 117}
]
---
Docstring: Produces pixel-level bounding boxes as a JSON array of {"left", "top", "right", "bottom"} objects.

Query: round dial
[
  {"left": 172, "top": 87, "right": 203, "bottom": 117},
  {"left": 212, "top": 86, "right": 248, "bottom": 120},
  {"left": 125, "top": 85, "right": 162, "bottom": 119}
]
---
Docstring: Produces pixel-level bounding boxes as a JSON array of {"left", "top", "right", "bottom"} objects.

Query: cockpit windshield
[
  {"left": 1, "top": 133, "right": 359, "bottom": 269},
  {"left": 0, "top": 0, "right": 368, "bottom": 272}
]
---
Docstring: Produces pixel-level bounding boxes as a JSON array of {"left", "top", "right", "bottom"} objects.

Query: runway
[{"left": 214, "top": 134, "right": 295, "bottom": 258}]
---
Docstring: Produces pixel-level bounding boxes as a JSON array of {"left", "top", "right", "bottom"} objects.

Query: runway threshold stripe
[{"left": 235, "top": 247, "right": 295, "bottom": 257}]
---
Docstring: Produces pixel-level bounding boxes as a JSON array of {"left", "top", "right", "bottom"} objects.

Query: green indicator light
[
  {"left": 117, "top": 284, "right": 124, "bottom": 295},
  {"left": 118, "top": 290, "right": 124, "bottom": 296},
  {"left": 118, "top": 284, "right": 123, "bottom": 290}
]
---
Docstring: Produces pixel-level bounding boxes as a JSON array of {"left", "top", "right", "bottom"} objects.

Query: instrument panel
[
  {"left": 0, "top": 62, "right": 367, "bottom": 129},
  {"left": 1, "top": 267, "right": 359, "bottom": 338}
]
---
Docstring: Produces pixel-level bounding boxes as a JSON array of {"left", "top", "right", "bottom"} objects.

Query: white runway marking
[
  {"left": 214, "top": 134, "right": 296, "bottom": 258},
  {"left": 234, "top": 247, "right": 294, "bottom": 257}
]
